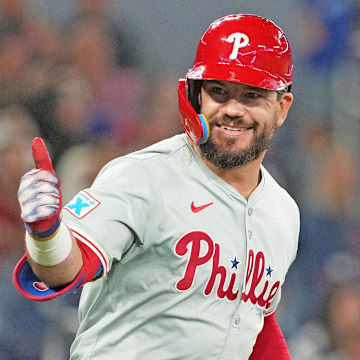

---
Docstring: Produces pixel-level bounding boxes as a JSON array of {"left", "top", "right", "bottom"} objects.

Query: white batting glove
[{"left": 17, "top": 138, "right": 62, "bottom": 238}]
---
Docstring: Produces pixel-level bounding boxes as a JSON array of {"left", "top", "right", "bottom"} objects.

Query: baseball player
[{"left": 14, "top": 14, "right": 299, "bottom": 359}]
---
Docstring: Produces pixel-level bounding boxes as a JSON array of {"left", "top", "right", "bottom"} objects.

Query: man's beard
[{"left": 199, "top": 122, "right": 276, "bottom": 170}]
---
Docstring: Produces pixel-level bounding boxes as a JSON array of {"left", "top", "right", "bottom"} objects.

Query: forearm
[
  {"left": 26, "top": 224, "right": 84, "bottom": 288},
  {"left": 249, "top": 312, "right": 291, "bottom": 360}
]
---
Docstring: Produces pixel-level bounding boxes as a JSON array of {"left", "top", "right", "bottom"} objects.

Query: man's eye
[
  {"left": 245, "top": 92, "right": 261, "bottom": 99},
  {"left": 205, "top": 85, "right": 229, "bottom": 102},
  {"left": 209, "top": 87, "right": 227, "bottom": 95}
]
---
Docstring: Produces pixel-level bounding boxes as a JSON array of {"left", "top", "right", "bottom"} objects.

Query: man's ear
[{"left": 276, "top": 92, "right": 293, "bottom": 127}]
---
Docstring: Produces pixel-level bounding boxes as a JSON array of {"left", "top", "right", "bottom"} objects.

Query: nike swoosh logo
[{"left": 191, "top": 201, "right": 214, "bottom": 213}]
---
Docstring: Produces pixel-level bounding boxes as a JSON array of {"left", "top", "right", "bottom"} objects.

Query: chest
[{"left": 141, "top": 180, "right": 295, "bottom": 311}]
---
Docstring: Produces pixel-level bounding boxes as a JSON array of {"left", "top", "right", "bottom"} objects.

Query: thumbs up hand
[{"left": 18, "top": 138, "right": 62, "bottom": 238}]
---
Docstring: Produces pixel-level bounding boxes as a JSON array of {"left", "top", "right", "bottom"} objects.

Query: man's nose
[{"left": 222, "top": 98, "right": 246, "bottom": 119}]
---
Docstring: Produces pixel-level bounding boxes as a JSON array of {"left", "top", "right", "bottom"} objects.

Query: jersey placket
[{"left": 219, "top": 197, "right": 253, "bottom": 360}]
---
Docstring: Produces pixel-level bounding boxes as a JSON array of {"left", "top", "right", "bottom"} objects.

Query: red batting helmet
[{"left": 178, "top": 14, "right": 293, "bottom": 144}]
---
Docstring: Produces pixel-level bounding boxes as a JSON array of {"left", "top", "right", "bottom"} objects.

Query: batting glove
[{"left": 18, "top": 138, "right": 62, "bottom": 238}]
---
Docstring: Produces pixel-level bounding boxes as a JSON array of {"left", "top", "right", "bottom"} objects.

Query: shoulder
[
  {"left": 262, "top": 165, "right": 299, "bottom": 218},
  {"left": 125, "top": 134, "right": 189, "bottom": 161},
  {"left": 261, "top": 166, "right": 300, "bottom": 264},
  {"left": 92, "top": 134, "right": 189, "bottom": 187}
]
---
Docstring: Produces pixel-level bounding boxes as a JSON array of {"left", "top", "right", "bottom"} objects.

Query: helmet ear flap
[{"left": 178, "top": 79, "right": 210, "bottom": 144}]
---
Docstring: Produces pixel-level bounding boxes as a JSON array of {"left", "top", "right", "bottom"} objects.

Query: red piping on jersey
[{"left": 70, "top": 228, "right": 109, "bottom": 274}]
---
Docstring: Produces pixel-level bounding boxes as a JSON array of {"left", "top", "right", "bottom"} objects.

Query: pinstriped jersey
[{"left": 62, "top": 134, "right": 300, "bottom": 360}]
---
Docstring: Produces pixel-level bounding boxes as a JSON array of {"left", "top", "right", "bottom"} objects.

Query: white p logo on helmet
[{"left": 227, "top": 33, "right": 249, "bottom": 60}]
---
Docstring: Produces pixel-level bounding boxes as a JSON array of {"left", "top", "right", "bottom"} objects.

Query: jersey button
[
  {"left": 234, "top": 317, "right": 240, "bottom": 325},
  {"left": 248, "top": 230, "right": 253, "bottom": 239},
  {"left": 248, "top": 207, "right": 253, "bottom": 216}
]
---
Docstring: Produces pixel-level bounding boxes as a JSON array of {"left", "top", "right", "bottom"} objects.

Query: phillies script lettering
[
  {"left": 241, "top": 249, "right": 280, "bottom": 309},
  {"left": 175, "top": 231, "right": 280, "bottom": 309}
]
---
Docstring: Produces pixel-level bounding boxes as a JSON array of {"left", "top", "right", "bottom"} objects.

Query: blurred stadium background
[{"left": 1, "top": 0, "right": 360, "bottom": 359}]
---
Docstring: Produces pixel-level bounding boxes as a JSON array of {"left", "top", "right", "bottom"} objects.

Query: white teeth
[{"left": 221, "top": 125, "right": 247, "bottom": 131}]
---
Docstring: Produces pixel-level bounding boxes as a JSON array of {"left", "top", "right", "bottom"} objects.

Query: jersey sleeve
[{"left": 62, "top": 156, "right": 164, "bottom": 274}]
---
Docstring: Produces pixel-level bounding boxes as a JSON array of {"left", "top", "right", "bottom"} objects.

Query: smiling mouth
[{"left": 215, "top": 124, "right": 253, "bottom": 134}]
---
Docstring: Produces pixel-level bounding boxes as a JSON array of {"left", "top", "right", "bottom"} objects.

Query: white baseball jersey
[{"left": 62, "top": 133, "right": 300, "bottom": 360}]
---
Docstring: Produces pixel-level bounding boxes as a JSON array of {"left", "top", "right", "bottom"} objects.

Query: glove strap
[{"left": 25, "top": 217, "right": 61, "bottom": 239}]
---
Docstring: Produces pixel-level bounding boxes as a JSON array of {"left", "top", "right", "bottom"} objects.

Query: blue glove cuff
[{"left": 25, "top": 218, "right": 61, "bottom": 239}]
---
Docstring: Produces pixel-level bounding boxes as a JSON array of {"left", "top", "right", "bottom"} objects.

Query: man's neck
[{"left": 194, "top": 145, "right": 265, "bottom": 200}]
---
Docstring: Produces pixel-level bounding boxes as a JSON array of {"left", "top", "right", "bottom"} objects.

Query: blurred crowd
[{"left": 0, "top": 0, "right": 360, "bottom": 359}]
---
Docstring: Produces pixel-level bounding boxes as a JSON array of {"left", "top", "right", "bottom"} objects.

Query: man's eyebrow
[
  {"left": 204, "top": 80, "right": 224, "bottom": 86},
  {"left": 243, "top": 85, "right": 269, "bottom": 93},
  {"left": 204, "top": 81, "right": 272, "bottom": 94},
  {"left": 205, "top": 81, "right": 269, "bottom": 92}
]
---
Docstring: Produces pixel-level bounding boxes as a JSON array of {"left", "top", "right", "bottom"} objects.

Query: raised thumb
[{"left": 32, "top": 137, "right": 55, "bottom": 173}]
